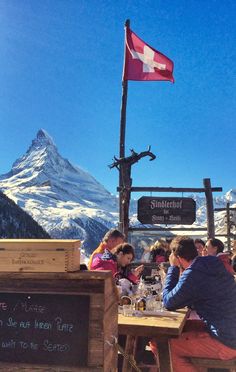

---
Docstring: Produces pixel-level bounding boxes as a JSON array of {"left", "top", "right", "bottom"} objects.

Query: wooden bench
[{"left": 190, "top": 357, "right": 236, "bottom": 372}]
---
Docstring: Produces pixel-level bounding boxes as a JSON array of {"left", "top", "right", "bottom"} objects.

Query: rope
[
  {"left": 117, "top": 343, "right": 142, "bottom": 372},
  {"left": 106, "top": 336, "right": 142, "bottom": 371}
]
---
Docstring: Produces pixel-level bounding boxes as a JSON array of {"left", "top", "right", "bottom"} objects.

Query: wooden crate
[
  {"left": 0, "top": 271, "right": 118, "bottom": 371},
  {"left": 0, "top": 239, "right": 81, "bottom": 272}
]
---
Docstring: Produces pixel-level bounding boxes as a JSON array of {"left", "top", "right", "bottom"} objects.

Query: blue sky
[{"left": 0, "top": 0, "right": 235, "bottom": 198}]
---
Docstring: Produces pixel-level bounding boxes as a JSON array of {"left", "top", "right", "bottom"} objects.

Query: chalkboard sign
[
  {"left": 138, "top": 196, "right": 196, "bottom": 225},
  {"left": 0, "top": 292, "right": 90, "bottom": 367}
]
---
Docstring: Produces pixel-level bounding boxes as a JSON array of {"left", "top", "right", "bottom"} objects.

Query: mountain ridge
[
  {"left": 0, "top": 129, "right": 235, "bottom": 252},
  {"left": 0, "top": 129, "right": 118, "bottom": 252}
]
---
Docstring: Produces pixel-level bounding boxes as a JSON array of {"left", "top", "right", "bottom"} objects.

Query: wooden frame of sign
[
  {"left": 138, "top": 197, "right": 196, "bottom": 225},
  {"left": 0, "top": 271, "right": 118, "bottom": 371}
]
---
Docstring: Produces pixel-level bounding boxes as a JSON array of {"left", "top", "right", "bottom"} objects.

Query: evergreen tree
[{"left": 0, "top": 191, "right": 50, "bottom": 238}]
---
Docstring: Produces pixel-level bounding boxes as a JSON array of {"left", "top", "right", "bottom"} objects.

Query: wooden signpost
[
  {"left": 112, "top": 20, "right": 223, "bottom": 240},
  {"left": 138, "top": 197, "right": 196, "bottom": 225},
  {"left": 116, "top": 178, "right": 222, "bottom": 240}
]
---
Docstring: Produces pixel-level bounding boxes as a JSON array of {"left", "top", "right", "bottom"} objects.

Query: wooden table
[{"left": 118, "top": 309, "right": 189, "bottom": 372}]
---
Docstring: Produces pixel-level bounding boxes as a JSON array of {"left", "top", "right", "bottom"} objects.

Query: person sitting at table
[
  {"left": 162, "top": 236, "right": 236, "bottom": 372},
  {"left": 91, "top": 242, "right": 143, "bottom": 284},
  {"left": 149, "top": 239, "right": 170, "bottom": 264},
  {"left": 194, "top": 238, "right": 205, "bottom": 256},
  {"left": 88, "top": 228, "right": 125, "bottom": 269},
  {"left": 205, "top": 238, "right": 235, "bottom": 275}
]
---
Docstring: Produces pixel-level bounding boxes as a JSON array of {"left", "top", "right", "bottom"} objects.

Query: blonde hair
[{"left": 150, "top": 239, "right": 169, "bottom": 252}]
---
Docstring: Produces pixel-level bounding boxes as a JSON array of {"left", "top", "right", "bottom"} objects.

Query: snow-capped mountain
[
  {"left": 0, "top": 129, "right": 118, "bottom": 252},
  {"left": 0, "top": 129, "right": 235, "bottom": 253}
]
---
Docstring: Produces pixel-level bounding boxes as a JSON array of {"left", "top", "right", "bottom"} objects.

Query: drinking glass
[
  {"left": 153, "top": 300, "right": 162, "bottom": 311},
  {"left": 123, "top": 304, "right": 133, "bottom": 317}
]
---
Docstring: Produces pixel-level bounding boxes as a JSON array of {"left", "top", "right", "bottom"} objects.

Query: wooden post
[
  {"left": 226, "top": 202, "right": 231, "bottom": 251},
  {"left": 119, "top": 19, "right": 130, "bottom": 237},
  {"left": 203, "top": 178, "right": 215, "bottom": 238},
  {"left": 119, "top": 164, "right": 132, "bottom": 239}
]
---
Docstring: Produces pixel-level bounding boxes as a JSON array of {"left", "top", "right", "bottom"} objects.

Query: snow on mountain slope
[
  {"left": 0, "top": 129, "right": 235, "bottom": 252},
  {"left": 0, "top": 129, "right": 118, "bottom": 252}
]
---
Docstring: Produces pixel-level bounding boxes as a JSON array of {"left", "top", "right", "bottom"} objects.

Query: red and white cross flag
[{"left": 123, "top": 27, "right": 174, "bottom": 82}]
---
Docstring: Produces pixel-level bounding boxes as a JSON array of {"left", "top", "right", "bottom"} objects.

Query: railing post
[{"left": 203, "top": 178, "right": 215, "bottom": 238}]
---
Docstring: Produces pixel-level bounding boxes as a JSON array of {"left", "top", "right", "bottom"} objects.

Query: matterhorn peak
[
  {"left": 31, "top": 129, "right": 55, "bottom": 149},
  {"left": 0, "top": 129, "right": 118, "bottom": 249},
  {"left": 0, "top": 129, "right": 115, "bottom": 208},
  {"left": 9, "top": 129, "right": 59, "bottom": 175}
]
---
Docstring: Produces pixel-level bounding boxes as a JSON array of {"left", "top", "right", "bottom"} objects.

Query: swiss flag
[{"left": 123, "top": 28, "right": 174, "bottom": 82}]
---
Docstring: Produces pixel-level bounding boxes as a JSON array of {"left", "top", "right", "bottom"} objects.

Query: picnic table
[{"left": 118, "top": 308, "right": 189, "bottom": 372}]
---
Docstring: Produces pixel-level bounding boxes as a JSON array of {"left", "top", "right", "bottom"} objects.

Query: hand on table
[{"left": 132, "top": 264, "right": 144, "bottom": 277}]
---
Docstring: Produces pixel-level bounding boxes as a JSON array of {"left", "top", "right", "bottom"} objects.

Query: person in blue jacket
[{"left": 162, "top": 236, "right": 236, "bottom": 372}]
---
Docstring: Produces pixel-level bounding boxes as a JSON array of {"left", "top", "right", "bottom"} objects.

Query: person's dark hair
[
  {"left": 150, "top": 247, "right": 166, "bottom": 262},
  {"left": 154, "top": 247, "right": 165, "bottom": 256},
  {"left": 80, "top": 264, "right": 88, "bottom": 271},
  {"left": 114, "top": 243, "right": 135, "bottom": 260},
  {"left": 194, "top": 238, "right": 205, "bottom": 246},
  {"left": 102, "top": 228, "right": 125, "bottom": 242},
  {"left": 208, "top": 238, "right": 224, "bottom": 254},
  {"left": 170, "top": 236, "right": 198, "bottom": 262}
]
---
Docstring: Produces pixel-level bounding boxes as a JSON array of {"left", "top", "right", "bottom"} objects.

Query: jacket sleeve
[
  {"left": 91, "top": 259, "right": 117, "bottom": 277},
  {"left": 127, "top": 272, "right": 139, "bottom": 284},
  {"left": 163, "top": 266, "right": 197, "bottom": 310}
]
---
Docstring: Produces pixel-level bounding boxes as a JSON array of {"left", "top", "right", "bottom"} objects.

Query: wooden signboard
[
  {"left": 0, "top": 293, "right": 89, "bottom": 367},
  {"left": 0, "top": 271, "right": 118, "bottom": 371},
  {"left": 138, "top": 197, "right": 196, "bottom": 225}
]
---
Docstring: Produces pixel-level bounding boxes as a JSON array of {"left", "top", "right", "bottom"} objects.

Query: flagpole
[
  {"left": 119, "top": 19, "right": 130, "bottom": 236},
  {"left": 117, "top": 21, "right": 174, "bottom": 237},
  {"left": 119, "top": 19, "right": 129, "bottom": 159}
]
